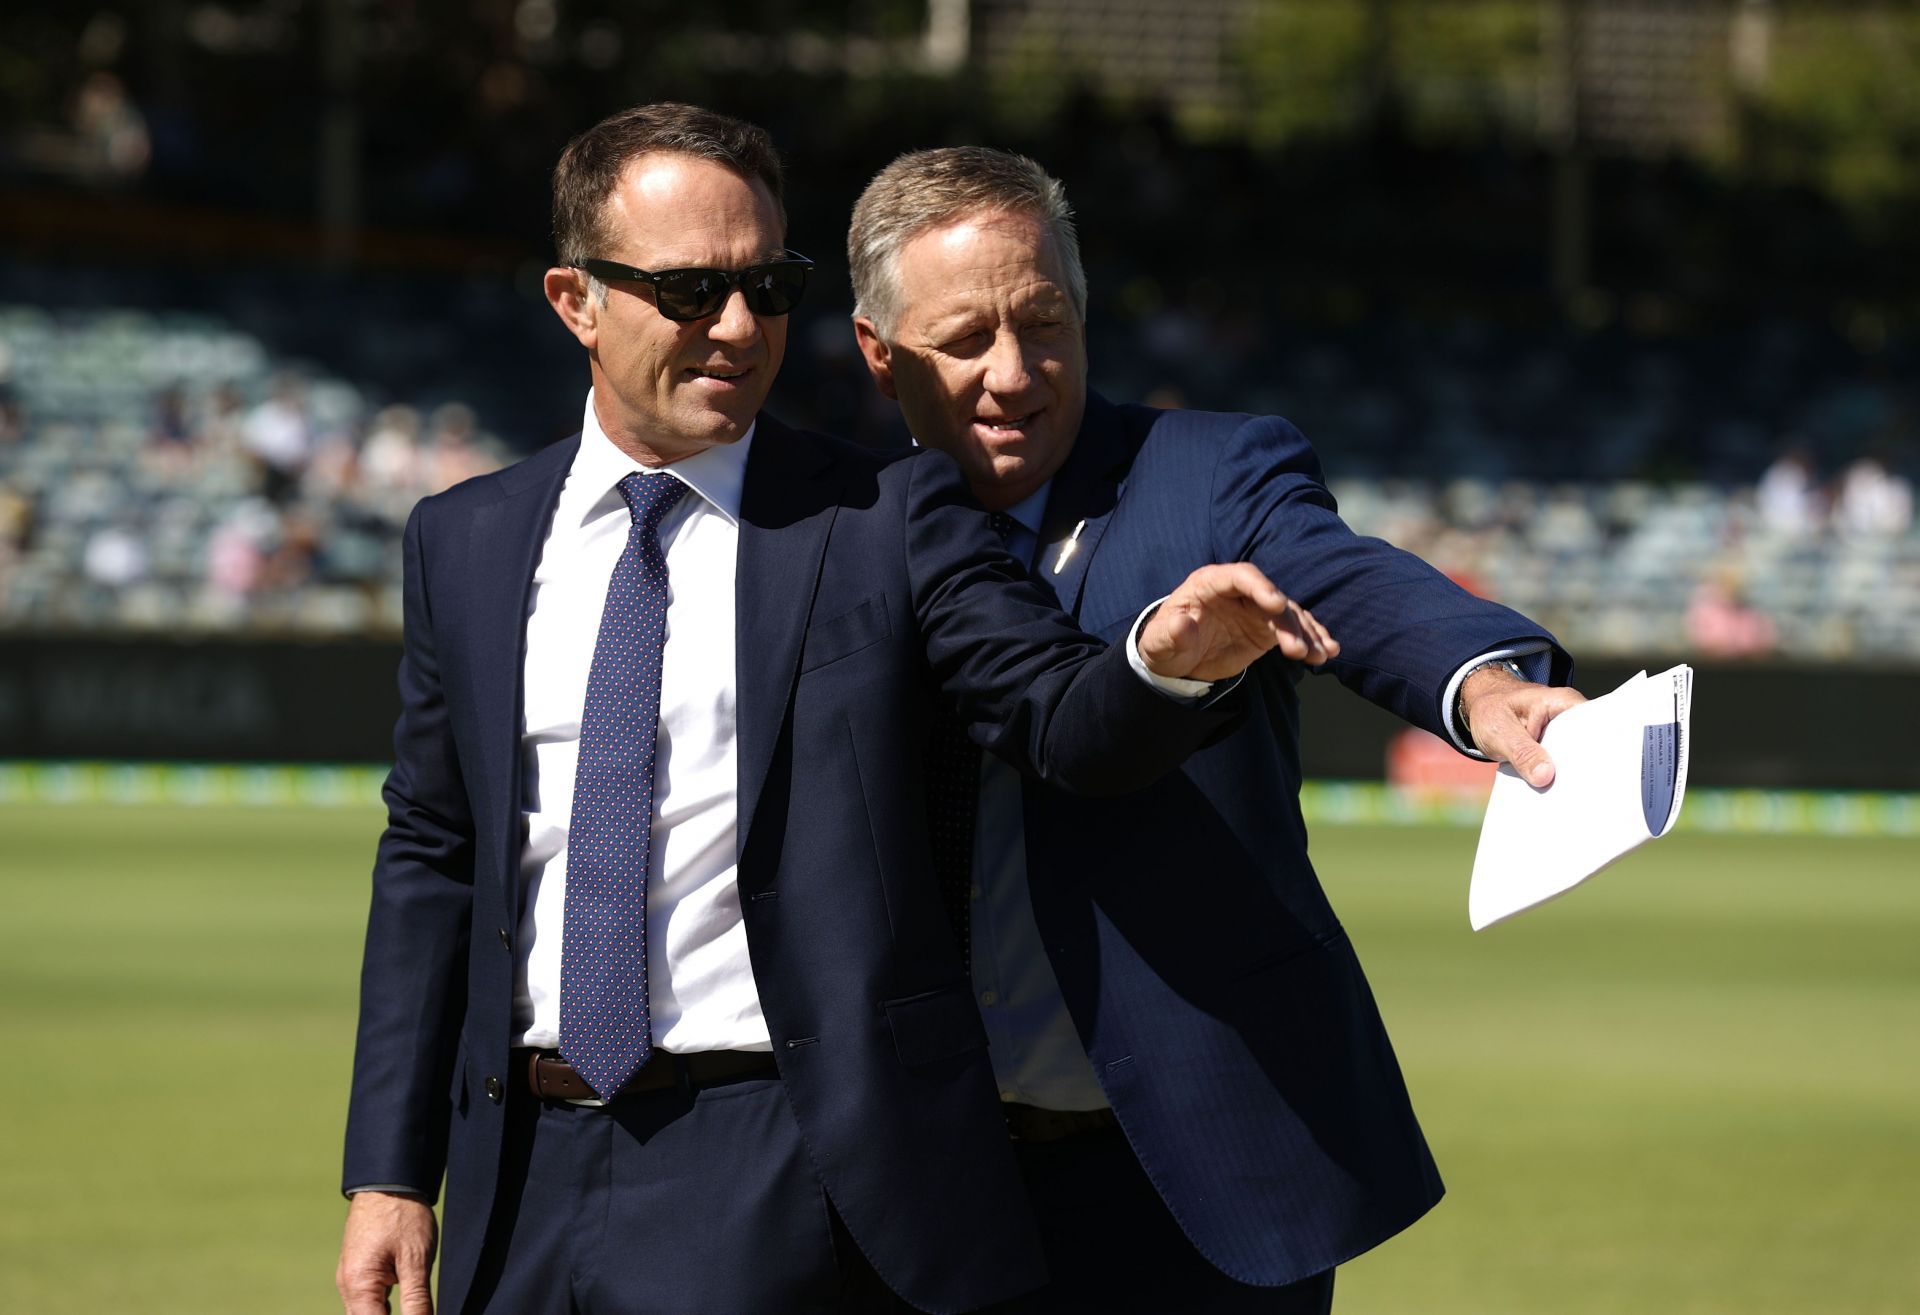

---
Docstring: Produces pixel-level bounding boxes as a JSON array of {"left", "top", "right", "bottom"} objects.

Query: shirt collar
[
  {"left": 574, "top": 388, "right": 752, "bottom": 527},
  {"left": 905, "top": 434, "right": 1052, "bottom": 538},
  {"left": 1002, "top": 481, "right": 1051, "bottom": 539}
]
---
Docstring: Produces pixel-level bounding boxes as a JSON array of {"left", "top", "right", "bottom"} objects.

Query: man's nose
[
  {"left": 707, "top": 287, "right": 761, "bottom": 346},
  {"left": 982, "top": 330, "right": 1035, "bottom": 396}
]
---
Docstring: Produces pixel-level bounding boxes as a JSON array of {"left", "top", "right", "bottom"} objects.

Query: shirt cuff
[
  {"left": 343, "top": 1184, "right": 429, "bottom": 1200},
  {"left": 1126, "top": 598, "right": 1214, "bottom": 703},
  {"left": 1442, "top": 642, "right": 1554, "bottom": 758}
]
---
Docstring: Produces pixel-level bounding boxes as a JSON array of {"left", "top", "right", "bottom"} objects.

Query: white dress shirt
[{"left": 512, "top": 393, "right": 768, "bottom": 1053}]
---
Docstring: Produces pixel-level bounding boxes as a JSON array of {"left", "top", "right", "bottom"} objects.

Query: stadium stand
[
  {"left": 1, "top": 303, "right": 1912, "bottom": 659},
  {"left": 0, "top": 304, "right": 504, "bottom": 635}
]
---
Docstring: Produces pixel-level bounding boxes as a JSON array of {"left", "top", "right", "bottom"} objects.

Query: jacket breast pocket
[
  {"left": 800, "top": 594, "right": 891, "bottom": 673},
  {"left": 881, "top": 984, "right": 988, "bottom": 1067}
]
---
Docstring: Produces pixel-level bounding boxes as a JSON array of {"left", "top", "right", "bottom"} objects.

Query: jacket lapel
[
  {"left": 1031, "top": 392, "right": 1137, "bottom": 613},
  {"left": 734, "top": 415, "right": 842, "bottom": 863},
  {"left": 467, "top": 436, "right": 576, "bottom": 902}
]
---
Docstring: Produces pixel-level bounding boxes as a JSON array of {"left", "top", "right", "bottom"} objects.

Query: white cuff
[
  {"left": 1442, "top": 642, "right": 1554, "bottom": 757},
  {"left": 1126, "top": 598, "right": 1214, "bottom": 703}
]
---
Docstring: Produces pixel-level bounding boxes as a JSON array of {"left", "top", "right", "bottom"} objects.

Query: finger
[
  {"left": 1187, "top": 562, "right": 1289, "bottom": 615},
  {"left": 1227, "top": 562, "right": 1291, "bottom": 614},
  {"left": 340, "top": 1276, "right": 393, "bottom": 1315},
  {"left": 1531, "top": 685, "right": 1588, "bottom": 726},
  {"left": 338, "top": 1241, "right": 393, "bottom": 1315},
  {"left": 1300, "top": 606, "right": 1339, "bottom": 661},
  {"left": 1268, "top": 616, "right": 1308, "bottom": 661},
  {"left": 398, "top": 1277, "right": 433, "bottom": 1315},
  {"left": 1267, "top": 598, "right": 1313, "bottom": 656},
  {"left": 1478, "top": 706, "right": 1556, "bottom": 787},
  {"left": 1264, "top": 599, "right": 1337, "bottom": 666},
  {"left": 395, "top": 1248, "right": 434, "bottom": 1315},
  {"left": 1285, "top": 601, "right": 1337, "bottom": 666}
]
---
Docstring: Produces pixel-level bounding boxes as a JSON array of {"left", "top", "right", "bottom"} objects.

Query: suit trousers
[
  {"left": 1000, "top": 1122, "right": 1336, "bottom": 1313},
  {"left": 461, "top": 1074, "right": 852, "bottom": 1315},
  {"left": 838, "top": 1121, "right": 1336, "bottom": 1315}
]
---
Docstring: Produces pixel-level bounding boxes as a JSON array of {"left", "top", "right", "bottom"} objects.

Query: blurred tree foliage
[
  {"left": 1231, "top": 0, "right": 1544, "bottom": 149},
  {"left": 1230, "top": 0, "right": 1374, "bottom": 145},
  {"left": 1739, "top": 6, "right": 1920, "bottom": 217},
  {"left": 1220, "top": 0, "right": 1918, "bottom": 222}
]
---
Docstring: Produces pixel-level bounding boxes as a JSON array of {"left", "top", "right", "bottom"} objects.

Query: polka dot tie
[
  {"left": 926, "top": 511, "right": 1020, "bottom": 972},
  {"left": 558, "top": 471, "right": 687, "bottom": 1099}
]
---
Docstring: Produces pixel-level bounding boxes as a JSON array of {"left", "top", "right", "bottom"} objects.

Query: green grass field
[{"left": 1, "top": 805, "right": 1915, "bottom": 1313}]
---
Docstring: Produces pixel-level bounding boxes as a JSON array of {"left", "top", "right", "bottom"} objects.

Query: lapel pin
[{"left": 1053, "top": 519, "right": 1088, "bottom": 575}]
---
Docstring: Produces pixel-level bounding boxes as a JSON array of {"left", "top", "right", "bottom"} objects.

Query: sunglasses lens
[
  {"left": 741, "top": 262, "right": 809, "bottom": 316},
  {"left": 653, "top": 269, "right": 729, "bottom": 321},
  {"left": 644, "top": 261, "right": 809, "bottom": 320}
]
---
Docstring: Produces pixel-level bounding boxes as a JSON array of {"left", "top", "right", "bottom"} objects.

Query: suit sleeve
[
  {"left": 903, "top": 449, "right": 1240, "bottom": 794},
  {"left": 340, "top": 501, "right": 475, "bottom": 1202},
  {"left": 1211, "top": 415, "right": 1572, "bottom": 740}
]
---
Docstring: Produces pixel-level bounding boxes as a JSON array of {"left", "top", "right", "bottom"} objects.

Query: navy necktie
[
  {"left": 926, "top": 511, "right": 1020, "bottom": 971},
  {"left": 559, "top": 471, "right": 688, "bottom": 1099}
]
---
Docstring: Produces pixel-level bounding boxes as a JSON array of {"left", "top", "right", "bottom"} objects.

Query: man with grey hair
[{"left": 850, "top": 146, "right": 1585, "bottom": 1311}]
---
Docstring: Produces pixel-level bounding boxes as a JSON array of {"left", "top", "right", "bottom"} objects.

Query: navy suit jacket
[
  {"left": 1003, "top": 394, "right": 1572, "bottom": 1286},
  {"left": 341, "top": 413, "right": 1241, "bottom": 1315}
]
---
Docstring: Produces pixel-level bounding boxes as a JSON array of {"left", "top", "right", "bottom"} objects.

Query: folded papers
[{"left": 1469, "top": 665, "right": 1693, "bottom": 930}]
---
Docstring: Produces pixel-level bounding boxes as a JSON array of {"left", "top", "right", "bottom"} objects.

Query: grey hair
[{"left": 848, "top": 146, "right": 1087, "bottom": 337}]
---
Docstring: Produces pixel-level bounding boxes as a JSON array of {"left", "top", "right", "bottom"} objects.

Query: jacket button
[
  {"left": 485, "top": 1075, "right": 503, "bottom": 1103},
  {"left": 498, "top": 927, "right": 511, "bottom": 951}
]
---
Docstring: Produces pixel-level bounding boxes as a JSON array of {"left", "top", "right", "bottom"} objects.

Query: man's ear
[
  {"left": 851, "top": 316, "right": 897, "bottom": 401},
  {"left": 545, "top": 267, "right": 599, "bottom": 350}
]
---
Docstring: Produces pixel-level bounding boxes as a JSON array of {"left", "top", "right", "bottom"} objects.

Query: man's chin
[
  {"left": 965, "top": 449, "right": 1053, "bottom": 508},
  {"left": 686, "top": 402, "right": 764, "bottom": 444}
]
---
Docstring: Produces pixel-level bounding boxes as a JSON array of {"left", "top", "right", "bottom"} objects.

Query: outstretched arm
[{"left": 906, "top": 450, "right": 1325, "bottom": 794}]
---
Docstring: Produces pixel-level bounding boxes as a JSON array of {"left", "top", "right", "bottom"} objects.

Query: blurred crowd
[
  {"left": 1332, "top": 457, "right": 1915, "bottom": 665},
  {"left": 0, "top": 306, "right": 505, "bottom": 634},
  {"left": 0, "top": 301, "right": 1913, "bottom": 662}
]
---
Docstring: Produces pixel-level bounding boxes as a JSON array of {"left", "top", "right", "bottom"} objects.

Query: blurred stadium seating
[
  {"left": 3, "top": 301, "right": 1911, "bottom": 660},
  {"left": 0, "top": 303, "right": 505, "bottom": 635},
  {"left": 0, "top": 1, "right": 1914, "bottom": 677}
]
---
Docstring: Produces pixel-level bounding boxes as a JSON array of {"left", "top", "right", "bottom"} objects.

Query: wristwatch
[{"left": 1455, "top": 657, "right": 1524, "bottom": 736}]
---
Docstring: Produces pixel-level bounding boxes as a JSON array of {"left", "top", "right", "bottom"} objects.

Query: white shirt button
[{"left": 979, "top": 990, "right": 998, "bottom": 1007}]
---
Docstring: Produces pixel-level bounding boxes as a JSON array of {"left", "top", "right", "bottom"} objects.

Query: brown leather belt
[
  {"left": 517, "top": 1048, "right": 779, "bottom": 1102},
  {"left": 1003, "top": 1102, "right": 1120, "bottom": 1144}
]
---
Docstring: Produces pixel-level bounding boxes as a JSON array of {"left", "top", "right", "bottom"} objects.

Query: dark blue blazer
[
  {"left": 340, "top": 413, "right": 1240, "bottom": 1315},
  {"left": 1006, "top": 395, "right": 1572, "bottom": 1286}
]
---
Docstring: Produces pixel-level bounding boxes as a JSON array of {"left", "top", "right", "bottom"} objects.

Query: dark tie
[
  {"left": 926, "top": 511, "right": 1020, "bottom": 971},
  {"left": 558, "top": 471, "right": 688, "bottom": 1099}
]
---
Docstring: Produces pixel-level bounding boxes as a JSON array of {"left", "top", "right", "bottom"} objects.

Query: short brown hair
[
  {"left": 848, "top": 146, "right": 1086, "bottom": 336},
  {"left": 551, "top": 102, "right": 786, "bottom": 266}
]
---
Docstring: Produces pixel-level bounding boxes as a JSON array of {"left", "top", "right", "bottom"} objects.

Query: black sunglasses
[{"left": 576, "top": 252, "right": 815, "bottom": 322}]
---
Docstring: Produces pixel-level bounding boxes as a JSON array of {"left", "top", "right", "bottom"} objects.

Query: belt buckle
[{"left": 538, "top": 1050, "right": 609, "bottom": 1107}]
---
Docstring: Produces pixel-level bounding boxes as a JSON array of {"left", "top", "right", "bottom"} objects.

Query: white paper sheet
[{"left": 1468, "top": 665, "right": 1693, "bottom": 930}]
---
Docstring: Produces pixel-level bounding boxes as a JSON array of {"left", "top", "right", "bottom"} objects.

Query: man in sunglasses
[
  {"left": 335, "top": 104, "right": 1333, "bottom": 1315},
  {"left": 846, "top": 148, "right": 1587, "bottom": 1312}
]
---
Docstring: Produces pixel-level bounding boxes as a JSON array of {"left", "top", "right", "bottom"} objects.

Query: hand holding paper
[
  {"left": 1469, "top": 666, "right": 1694, "bottom": 930},
  {"left": 1460, "top": 666, "right": 1589, "bottom": 787}
]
